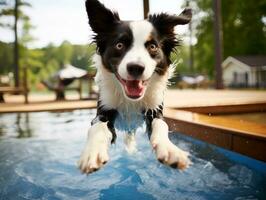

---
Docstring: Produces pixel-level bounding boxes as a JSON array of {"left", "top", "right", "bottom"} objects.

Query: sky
[{"left": 0, "top": 0, "right": 187, "bottom": 48}]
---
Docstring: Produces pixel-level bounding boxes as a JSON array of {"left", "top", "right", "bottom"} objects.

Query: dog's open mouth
[{"left": 115, "top": 74, "right": 147, "bottom": 99}]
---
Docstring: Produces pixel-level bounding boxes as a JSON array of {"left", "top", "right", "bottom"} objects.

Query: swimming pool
[{"left": 0, "top": 110, "right": 265, "bottom": 200}]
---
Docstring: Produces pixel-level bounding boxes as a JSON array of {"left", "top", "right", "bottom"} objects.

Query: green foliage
[
  {"left": 189, "top": 0, "right": 266, "bottom": 78},
  {"left": 0, "top": 0, "right": 31, "bottom": 28},
  {"left": 71, "top": 44, "right": 96, "bottom": 72},
  {"left": 0, "top": 0, "right": 37, "bottom": 86},
  {"left": 222, "top": 0, "right": 266, "bottom": 57},
  {"left": 38, "top": 42, "right": 96, "bottom": 88},
  {"left": 0, "top": 41, "right": 96, "bottom": 88},
  {"left": 170, "top": 46, "right": 191, "bottom": 75},
  {"left": 20, "top": 18, "right": 36, "bottom": 45},
  {"left": 56, "top": 40, "right": 73, "bottom": 65},
  {"left": 0, "top": 41, "right": 13, "bottom": 74},
  {"left": 0, "top": 1, "right": 95, "bottom": 88},
  {"left": 20, "top": 48, "right": 44, "bottom": 86}
]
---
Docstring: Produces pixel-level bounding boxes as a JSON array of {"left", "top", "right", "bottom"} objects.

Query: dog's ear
[
  {"left": 173, "top": 8, "right": 192, "bottom": 25},
  {"left": 148, "top": 8, "right": 192, "bottom": 55},
  {"left": 148, "top": 8, "right": 192, "bottom": 33},
  {"left": 85, "top": 0, "right": 120, "bottom": 34}
]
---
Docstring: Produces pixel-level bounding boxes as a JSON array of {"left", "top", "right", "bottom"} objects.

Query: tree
[
  {"left": 0, "top": 0, "right": 31, "bottom": 86},
  {"left": 0, "top": 37, "right": 97, "bottom": 88},
  {"left": 56, "top": 41, "right": 73, "bottom": 66},
  {"left": 222, "top": 0, "right": 266, "bottom": 57},
  {"left": 0, "top": 42, "right": 13, "bottom": 74},
  {"left": 190, "top": 0, "right": 266, "bottom": 78},
  {"left": 71, "top": 44, "right": 96, "bottom": 71},
  {"left": 170, "top": 45, "right": 191, "bottom": 75}
]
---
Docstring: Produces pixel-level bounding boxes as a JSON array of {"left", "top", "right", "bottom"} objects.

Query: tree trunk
[
  {"left": 213, "top": 0, "right": 224, "bottom": 89},
  {"left": 143, "top": 0, "right": 149, "bottom": 19},
  {"left": 14, "top": 0, "right": 19, "bottom": 87}
]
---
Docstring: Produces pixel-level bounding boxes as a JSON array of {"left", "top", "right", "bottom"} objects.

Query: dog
[{"left": 78, "top": 0, "right": 192, "bottom": 174}]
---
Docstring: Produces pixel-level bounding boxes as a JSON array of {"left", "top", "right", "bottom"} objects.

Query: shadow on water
[
  {"left": 0, "top": 115, "right": 6, "bottom": 137},
  {"left": 0, "top": 127, "right": 3, "bottom": 137},
  {"left": 16, "top": 113, "right": 33, "bottom": 138}
]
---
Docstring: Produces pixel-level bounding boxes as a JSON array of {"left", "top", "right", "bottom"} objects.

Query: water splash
[{"left": 0, "top": 110, "right": 265, "bottom": 200}]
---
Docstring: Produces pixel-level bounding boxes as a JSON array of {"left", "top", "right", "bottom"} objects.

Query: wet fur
[{"left": 78, "top": 0, "right": 192, "bottom": 174}]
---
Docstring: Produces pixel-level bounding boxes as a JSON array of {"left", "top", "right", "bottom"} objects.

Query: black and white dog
[{"left": 78, "top": 0, "right": 192, "bottom": 174}]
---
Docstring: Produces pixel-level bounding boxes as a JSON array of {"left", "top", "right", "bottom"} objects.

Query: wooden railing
[{"left": 0, "top": 67, "right": 29, "bottom": 104}]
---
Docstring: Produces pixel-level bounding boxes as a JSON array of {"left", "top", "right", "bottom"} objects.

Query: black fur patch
[
  {"left": 143, "top": 104, "right": 164, "bottom": 137},
  {"left": 85, "top": 0, "right": 120, "bottom": 52},
  {"left": 144, "top": 30, "right": 169, "bottom": 75},
  {"left": 148, "top": 13, "right": 181, "bottom": 57},
  {"left": 148, "top": 9, "right": 192, "bottom": 68},
  {"left": 85, "top": 0, "right": 133, "bottom": 73},
  {"left": 101, "top": 24, "right": 133, "bottom": 73},
  {"left": 92, "top": 101, "right": 164, "bottom": 143},
  {"left": 92, "top": 100, "right": 118, "bottom": 143}
]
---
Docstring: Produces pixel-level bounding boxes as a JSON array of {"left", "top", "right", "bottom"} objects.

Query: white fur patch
[
  {"left": 94, "top": 54, "right": 170, "bottom": 111},
  {"left": 124, "top": 134, "right": 137, "bottom": 154},
  {"left": 150, "top": 118, "right": 191, "bottom": 170},
  {"left": 78, "top": 122, "right": 112, "bottom": 174},
  {"left": 117, "top": 21, "right": 157, "bottom": 81}
]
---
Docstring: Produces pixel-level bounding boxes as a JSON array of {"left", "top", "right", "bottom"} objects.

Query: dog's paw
[
  {"left": 78, "top": 143, "right": 109, "bottom": 174},
  {"left": 78, "top": 122, "right": 112, "bottom": 174},
  {"left": 151, "top": 138, "right": 191, "bottom": 170}
]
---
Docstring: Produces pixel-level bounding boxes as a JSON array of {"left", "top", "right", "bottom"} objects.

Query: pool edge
[{"left": 164, "top": 107, "right": 266, "bottom": 163}]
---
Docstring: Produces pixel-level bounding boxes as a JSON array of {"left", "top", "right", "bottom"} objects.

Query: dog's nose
[{"left": 127, "top": 62, "right": 145, "bottom": 78}]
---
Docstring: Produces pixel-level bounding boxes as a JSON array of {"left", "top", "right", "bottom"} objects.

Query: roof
[
  {"left": 54, "top": 64, "right": 87, "bottom": 79},
  {"left": 231, "top": 56, "right": 266, "bottom": 67}
]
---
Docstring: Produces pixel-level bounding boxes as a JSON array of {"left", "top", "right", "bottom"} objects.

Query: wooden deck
[
  {"left": 1, "top": 89, "right": 266, "bottom": 113},
  {"left": 0, "top": 100, "right": 97, "bottom": 113},
  {"left": 163, "top": 90, "right": 266, "bottom": 162},
  {"left": 165, "top": 89, "right": 266, "bottom": 108},
  {"left": 0, "top": 93, "right": 97, "bottom": 113}
]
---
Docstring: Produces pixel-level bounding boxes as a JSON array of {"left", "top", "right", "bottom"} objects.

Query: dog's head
[{"left": 85, "top": 0, "right": 191, "bottom": 101}]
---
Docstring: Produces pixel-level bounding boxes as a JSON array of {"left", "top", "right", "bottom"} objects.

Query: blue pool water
[{"left": 0, "top": 110, "right": 265, "bottom": 200}]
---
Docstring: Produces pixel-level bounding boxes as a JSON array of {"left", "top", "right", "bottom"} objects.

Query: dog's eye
[
  {"left": 147, "top": 43, "right": 158, "bottom": 52},
  {"left": 115, "top": 42, "right": 124, "bottom": 50}
]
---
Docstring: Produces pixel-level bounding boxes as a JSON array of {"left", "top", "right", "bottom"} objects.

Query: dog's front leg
[
  {"left": 78, "top": 122, "right": 112, "bottom": 174},
  {"left": 150, "top": 118, "right": 191, "bottom": 170},
  {"left": 78, "top": 106, "right": 118, "bottom": 174}
]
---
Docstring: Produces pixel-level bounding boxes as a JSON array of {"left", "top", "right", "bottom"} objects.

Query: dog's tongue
[{"left": 124, "top": 80, "right": 144, "bottom": 98}]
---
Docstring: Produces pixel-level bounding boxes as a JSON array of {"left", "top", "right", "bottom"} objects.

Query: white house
[{"left": 222, "top": 56, "right": 266, "bottom": 88}]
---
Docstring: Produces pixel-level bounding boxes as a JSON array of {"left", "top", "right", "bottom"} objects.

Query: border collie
[{"left": 78, "top": 0, "right": 192, "bottom": 174}]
